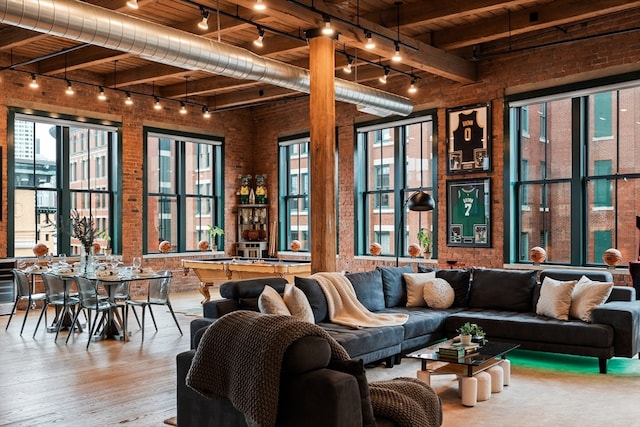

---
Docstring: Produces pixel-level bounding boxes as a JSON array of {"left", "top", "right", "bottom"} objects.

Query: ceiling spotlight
[
  {"left": 408, "top": 79, "right": 417, "bottom": 94},
  {"left": 125, "top": 92, "right": 133, "bottom": 105},
  {"left": 343, "top": 56, "right": 353, "bottom": 74},
  {"left": 392, "top": 42, "right": 402, "bottom": 62},
  {"left": 29, "top": 74, "right": 38, "bottom": 89},
  {"left": 198, "top": 8, "right": 209, "bottom": 30},
  {"left": 379, "top": 68, "right": 390, "bottom": 84},
  {"left": 153, "top": 96, "right": 162, "bottom": 110},
  {"left": 180, "top": 102, "right": 187, "bottom": 115},
  {"left": 98, "top": 86, "right": 107, "bottom": 100},
  {"left": 321, "top": 16, "right": 334, "bottom": 36},
  {"left": 365, "top": 31, "right": 375, "bottom": 49},
  {"left": 65, "top": 80, "right": 74, "bottom": 95},
  {"left": 126, "top": 0, "right": 138, "bottom": 9},
  {"left": 202, "top": 106, "right": 211, "bottom": 118},
  {"left": 254, "top": 0, "right": 266, "bottom": 11},
  {"left": 253, "top": 27, "right": 265, "bottom": 48}
]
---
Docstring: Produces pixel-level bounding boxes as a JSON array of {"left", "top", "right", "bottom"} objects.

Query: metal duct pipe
[{"left": 0, "top": 0, "right": 413, "bottom": 116}]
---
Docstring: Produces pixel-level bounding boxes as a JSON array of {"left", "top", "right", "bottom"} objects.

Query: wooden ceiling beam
[{"left": 432, "top": 0, "right": 640, "bottom": 50}]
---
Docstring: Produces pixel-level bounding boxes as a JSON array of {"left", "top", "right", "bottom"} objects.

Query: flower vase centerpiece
[{"left": 71, "top": 210, "right": 97, "bottom": 274}]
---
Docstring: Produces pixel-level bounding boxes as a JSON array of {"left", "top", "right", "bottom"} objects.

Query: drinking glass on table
[
  {"left": 109, "top": 256, "right": 120, "bottom": 270},
  {"left": 17, "top": 259, "right": 26, "bottom": 270},
  {"left": 132, "top": 257, "right": 142, "bottom": 271},
  {"left": 59, "top": 253, "right": 67, "bottom": 266}
]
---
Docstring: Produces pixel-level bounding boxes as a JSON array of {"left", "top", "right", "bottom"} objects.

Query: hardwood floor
[{"left": 0, "top": 290, "right": 204, "bottom": 426}]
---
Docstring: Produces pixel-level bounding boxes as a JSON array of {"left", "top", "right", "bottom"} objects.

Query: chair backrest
[
  {"left": 41, "top": 273, "right": 66, "bottom": 304},
  {"left": 75, "top": 276, "right": 100, "bottom": 308},
  {"left": 113, "top": 281, "right": 131, "bottom": 300},
  {"left": 12, "top": 269, "right": 31, "bottom": 298},
  {"left": 148, "top": 270, "right": 172, "bottom": 303}
]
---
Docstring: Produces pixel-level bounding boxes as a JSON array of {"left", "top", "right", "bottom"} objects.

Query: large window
[
  {"left": 279, "top": 136, "right": 310, "bottom": 251},
  {"left": 9, "top": 112, "right": 118, "bottom": 257},
  {"left": 356, "top": 114, "right": 436, "bottom": 257},
  {"left": 145, "top": 130, "right": 223, "bottom": 253},
  {"left": 509, "top": 81, "right": 640, "bottom": 266}
]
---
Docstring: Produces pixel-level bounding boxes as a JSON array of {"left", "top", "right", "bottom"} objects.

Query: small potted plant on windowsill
[
  {"left": 417, "top": 228, "right": 432, "bottom": 259},
  {"left": 97, "top": 230, "right": 112, "bottom": 256},
  {"left": 208, "top": 225, "right": 225, "bottom": 251}
]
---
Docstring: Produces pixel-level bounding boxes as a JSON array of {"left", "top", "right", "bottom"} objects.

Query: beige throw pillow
[
  {"left": 283, "top": 283, "right": 315, "bottom": 323},
  {"left": 258, "top": 285, "right": 290, "bottom": 316},
  {"left": 422, "top": 278, "right": 455, "bottom": 309},
  {"left": 570, "top": 276, "right": 614, "bottom": 322},
  {"left": 403, "top": 272, "right": 437, "bottom": 307},
  {"left": 536, "top": 277, "right": 576, "bottom": 320}
]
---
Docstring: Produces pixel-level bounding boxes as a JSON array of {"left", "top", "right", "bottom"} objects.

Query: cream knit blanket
[{"left": 312, "top": 272, "right": 408, "bottom": 329}]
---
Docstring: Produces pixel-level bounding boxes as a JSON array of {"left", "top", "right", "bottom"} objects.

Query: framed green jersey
[{"left": 447, "top": 178, "right": 491, "bottom": 247}]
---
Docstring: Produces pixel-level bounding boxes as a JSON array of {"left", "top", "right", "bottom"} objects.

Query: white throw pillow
[
  {"left": 536, "top": 277, "right": 576, "bottom": 320},
  {"left": 422, "top": 278, "right": 455, "bottom": 309},
  {"left": 570, "top": 276, "right": 614, "bottom": 322},
  {"left": 283, "top": 283, "right": 315, "bottom": 323},
  {"left": 258, "top": 285, "right": 291, "bottom": 316},
  {"left": 403, "top": 272, "right": 437, "bottom": 307}
]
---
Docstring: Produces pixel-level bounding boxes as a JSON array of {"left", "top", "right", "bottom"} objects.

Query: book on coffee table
[{"left": 438, "top": 342, "right": 480, "bottom": 358}]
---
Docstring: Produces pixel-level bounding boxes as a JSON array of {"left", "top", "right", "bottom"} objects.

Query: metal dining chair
[
  {"left": 67, "top": 276, "right": 117, "bottom": 348},
  {"left": 5, "top": 269, "right": 48, "bottom": 336},
  {"left": 37, "top": 273, "right": 81, "bottom": 342},
  {"left": 125, "top": 270, "right": 182, "bottom": 342}
]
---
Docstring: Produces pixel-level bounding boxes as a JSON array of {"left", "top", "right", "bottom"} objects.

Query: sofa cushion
[
  {"left": 468, "top": 268, "right": 537, "bottom": 312},
  {"left": 282, "top": 335, "right": 331, "bottom": 375},
  {"left": 258, "top": 285, "right": 290, "bottom": 315},
  {"left": 320, "top": 322, "right": 404, "bottom": 359},
  {"left": 416, "top": 264, "right": 435, "bottom": 273},
  {"left": 423, "top": 278, "right": 455, "bottom": 309},
  {"left": 284, "top": 283, "right": 315, "bottom": 323},
  {"left": 377, "top": 265, "right": 414, "bottom": 307},
  {"left": 220, "top": 277, "right": 288, "bottom": 299},
  {"left": 295, "top": 276, "right": 329, "bottom": 323},
  {"left": 403, "top": 272, "right": 436, "bottom": 307},
  {"left": 345, "top": 270, "right": 386, "bottom": 312},
  {"left": 436, "top": 269, "right": 471, "bottom": 307},
  {"left": 536, "top": 277, "right": 577, "bottom": 320},
  {"left": 570, "top": 276, "right": 614, "bottom": 322}
]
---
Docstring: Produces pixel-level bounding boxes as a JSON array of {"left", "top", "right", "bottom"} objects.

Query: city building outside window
[
  {"left": 279, "top": 135, "right": 310, "bottom": 252},
  {"left": 509, "top": 82, "right": 639, "bottom": 266},
  {"left": 356, "top": 114, "right": 436, "bottom": 258},
  {"left": 145, "top": 130, "right": 223, "bottom": 253},
  {"left": 9, "top": 112, "right": 117, "bottom": 257}
]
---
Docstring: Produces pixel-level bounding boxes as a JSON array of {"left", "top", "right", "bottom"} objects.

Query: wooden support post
[{"left": 308, "top": 34, "right": 336, "bottom": 273}]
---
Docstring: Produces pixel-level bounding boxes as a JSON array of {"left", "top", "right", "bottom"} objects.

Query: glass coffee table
[{"left": 407, "top": 339, "right": 520, "bottom": 406}]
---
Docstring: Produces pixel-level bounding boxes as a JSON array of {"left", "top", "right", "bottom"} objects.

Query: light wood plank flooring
[{"left": 0, "top": 290, "right": 205, "bottom": 426}]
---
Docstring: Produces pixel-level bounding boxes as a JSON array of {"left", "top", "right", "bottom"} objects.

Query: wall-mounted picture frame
[
  {"left": 447, "top": 178, "right": 491, "bottom": 247},
  {"left": 446, "top": 102, "right": 491, "bottom": 174}
]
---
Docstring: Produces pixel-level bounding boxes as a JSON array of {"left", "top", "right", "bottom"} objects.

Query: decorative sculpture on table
[
  {"left": 238, "top": 174, "right": 252, "bottom": 204},
  {"left": 255, "top": 174, "right": 268, "bottom": 204}
]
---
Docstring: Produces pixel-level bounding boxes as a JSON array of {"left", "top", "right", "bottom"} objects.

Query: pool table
[{"left": 182, "top": 258, "right": 312, "bottom": 303}]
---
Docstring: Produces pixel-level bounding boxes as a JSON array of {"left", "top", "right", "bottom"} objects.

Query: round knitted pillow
[{"left": 422, "top": 278, "right": 455, "bottom": 309}]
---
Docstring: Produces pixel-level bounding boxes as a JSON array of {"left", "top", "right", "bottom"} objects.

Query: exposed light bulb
[
  {"left": 126, "top": 0, "right": 138, "bottom": 9},
  {"left": 365, "top": 32, "right": 375, "bottom": 49},
  {"left": 392, "top": 43, "right": 402, "bottom": 62},
  {"left": 65, "top": 80, "right": 74, "bottom": 95},
  {"left": 29, "top": 74, "right": 38, "bottom": 89},
  {"left": 322, "top": 17, "right": 334, "bottom": 36},
  {"left": 180, "top": 102, "right": 187, "bottom": 115},
  {"left": 408, "top": 80, "right": 417, "bottom": 94},
  {"left": 254, "top": 0, "right": 266, "bottom": 11},
  {"left": 125, "top": 92, "right": 133, "bottom": 105},
  {"left": 379, "top": 69, "right": 389, "bottom": 84},
  {"left": 98, "top": 86, "right": 107, "bottom": 100},
  {"left": 343, "top": 57, "right": 353, "bottom": 74},
  {"left": 198, "top": 10, "right": 209, "bottom": 30},
  {"left": 253, "top": 28, "right": 265, "bottom": 47},
  {"left": 202, "top": 106, "right": 211, "bottom": 118},
  {"left": 154, "top": 97, "right": 162, "bottom": 110}
]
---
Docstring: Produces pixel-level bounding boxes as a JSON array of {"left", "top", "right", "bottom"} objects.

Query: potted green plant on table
[
  {"left": 457, "top": 322, "right": 486, "bottom": 345},
  {"left": 97, "top": 230, "right": 112, "bottom": 255},
  {"left": 208, "top": 225, "right": 225, "bottom": 251},
  {"left": 417, "top": 228, "right": 432, "bottom": 259}
]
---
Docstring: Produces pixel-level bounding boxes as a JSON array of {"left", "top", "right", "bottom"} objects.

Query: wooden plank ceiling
[{"left": 1, "top": 0, "right": 638, "bottom": 111}]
